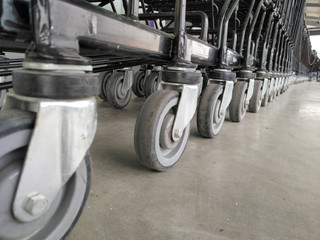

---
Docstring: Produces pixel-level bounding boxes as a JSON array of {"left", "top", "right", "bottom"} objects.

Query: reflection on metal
[
  {"left": 246, "top": 79, "right": 255, "bottom": 106},
  {"left": 122, "top": 69, "right": 134, "bottom": 93},
  {"left": 23, "top": 62, "right": 93, "bottom": 72}
]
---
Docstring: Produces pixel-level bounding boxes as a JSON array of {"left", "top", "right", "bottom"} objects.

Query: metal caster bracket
[
  {"left": 238, "top": 79, "right": 255, "bottom": 106},
  {"left": 274, "top": 78, "right": 279, "bottom": 93},
  {"left": 159, "top": 82, "right": 201, "bottom": 142},
  {"left": 118, "top": 68, "right": 134, "bottom": 94},
  {"left": 144, "top": 69, "right": 152, "bottom": 82},
  {"left": 260, "top": 78, "right": 269, "bottom": 101},
  {"left": 210, "top": 79, "right": 234, "bottom": 118},
  {"left": 269, "top": 78, "right": 275, "bottom": 95},
  {"left": 3, "top": 93, "right": 97, "bottom": 223}
]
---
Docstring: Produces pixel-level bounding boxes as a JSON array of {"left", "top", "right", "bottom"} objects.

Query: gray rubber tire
[
  {"left": 0, "top": 110, "right": 91, "bottom": 240},
  {"left": 229, "top": 81, "right": 248, "bottom": 122},
  {"left": 197, "top": 84, "right": 225, "bottom": 138},
  {"left": 249, "top": 80, "right": 263, "bottom": 113},
  {"left": 132, "top": 71, "right": 146, "bottom": 97},
  {"left": 144, "top": 72, "right": 160, "bottom": 98},
  {"left": 98, "top": 71, "right": 113, "bottom": 101},
  {"left": 134, "top": 90, "right": 190, "bottom": 171},
  {"left": 106, "top": 71, "right": 132, "bottom": 109}
]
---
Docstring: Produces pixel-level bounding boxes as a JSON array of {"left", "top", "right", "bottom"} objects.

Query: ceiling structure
[{"left": 305, "top": 0, "right": 320, "bottom": 35}]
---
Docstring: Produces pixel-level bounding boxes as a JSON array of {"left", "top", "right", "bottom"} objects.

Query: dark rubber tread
[
  {"left": 98, "top": 71, "right": 113, "bottom": 101},
  {"left": 144, "top": 72, "right": 160, "bottom": 98},
  {"left": 132, "top": 71, "right": 146, "bottom": 97},
  {"left": 197, "top": 84, "right": 224, "bottom": 138},
  {"left": 229, "top": 81, "right": 248, "bottom": 122}
]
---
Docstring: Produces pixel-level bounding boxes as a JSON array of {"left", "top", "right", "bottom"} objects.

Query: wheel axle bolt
[
  {"left": 24, "top": 193, "right": 49, "bottom": 216},
  {"left": 174, "top": 129, "right": 183, "bottom": 138}
]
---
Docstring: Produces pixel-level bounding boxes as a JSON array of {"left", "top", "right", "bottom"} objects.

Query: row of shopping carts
[{"left": 0, "top": 0, "right": 317, "bottom": 239}]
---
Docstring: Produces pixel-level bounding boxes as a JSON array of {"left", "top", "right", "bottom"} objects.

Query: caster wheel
[
  {"left": 106, "top": 71, "right": 132, "bottom": 109},
  {"left": 197, "top": 84, "right": 225, "bottom": 138},
  {"left": 132, "top": 71, "right": 146, "bottom": 97},
  {"left": 98, "top": 71, "right": 113, "bottom": 101},
  {"left": 248, "top": 80, "right": 263, "bottom": 113},
  {"left": 229, "top": 81, "right": 248, "bottom": 122},
  {"left": 144, "top": 72, "right": 160, "bottom": 98},
  {"left": 275, "top": 81, "right": 280, "bottom": 97},
  {"left": 280, "top": 82, "right": 286, "bottom": 94},
  {"left": 268, "top": 86, "right": 274, "bottom": 102},
  {"left": 0, "top": 110, "right": 91, "bottom": 240},
  {"left": 134, "top": 90, "right": 190, "bottom": 171},
  {"left": 283, "top": 85, "right": 287, "bottom": 93}
]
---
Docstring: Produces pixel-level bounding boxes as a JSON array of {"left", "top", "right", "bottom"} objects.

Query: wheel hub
[{"left": 160, "top": 113, "right": 179, "bottom": 150}]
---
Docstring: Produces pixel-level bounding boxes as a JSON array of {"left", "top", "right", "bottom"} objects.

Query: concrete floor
[{"left": 66, "top": 81, "right": 320, "bottom": 240}]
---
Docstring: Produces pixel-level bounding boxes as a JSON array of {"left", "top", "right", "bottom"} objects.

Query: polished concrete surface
[{"left": 67, "top": 82, "right": 320, "bottom": 240}]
